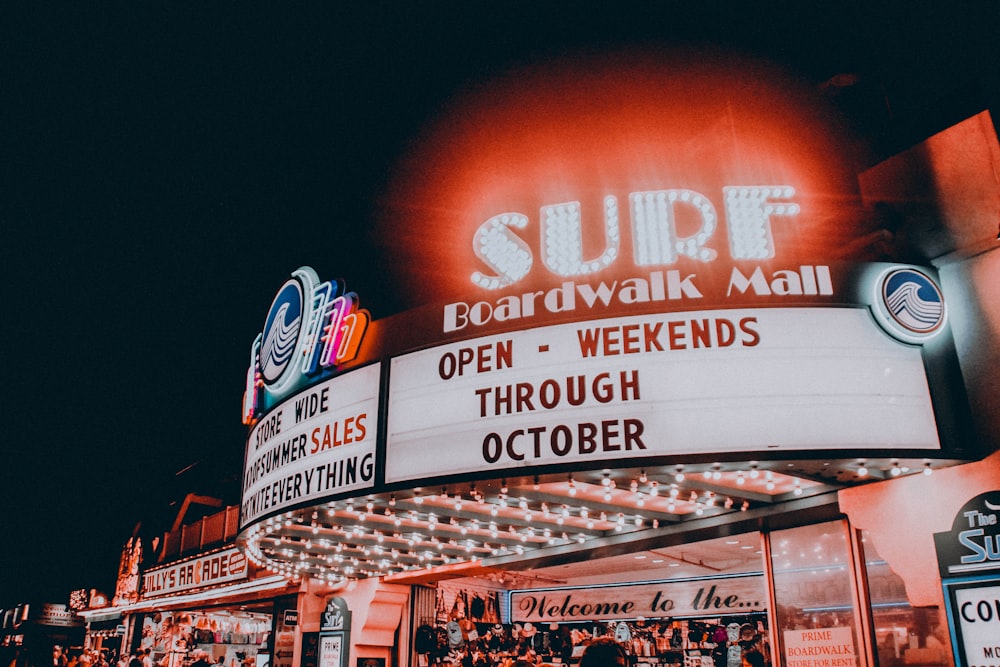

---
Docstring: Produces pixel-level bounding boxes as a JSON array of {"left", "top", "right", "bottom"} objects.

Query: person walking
[{"left": 579, "top": 638, "right": 628, "bottom": 667}]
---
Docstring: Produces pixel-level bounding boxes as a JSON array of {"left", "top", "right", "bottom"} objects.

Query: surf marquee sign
[{"left": 386, "top": 306, "right": 939, "bottom": 483}]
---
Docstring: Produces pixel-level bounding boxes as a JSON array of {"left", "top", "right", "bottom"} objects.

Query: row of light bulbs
[
  {"left": 241, "top": 460, "right": 933, "bottom": 583},
  {"left": 242, "top": 468, "right": 770, "bottom": 582}
]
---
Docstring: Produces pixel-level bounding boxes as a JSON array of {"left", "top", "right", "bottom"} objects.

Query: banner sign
[
  {"left": 36, "top": 604, "right": 83, "bottom": 628},
  {"left": 142, "top": 547, "right": 248, "bottom": 598},
  {"left": 386, "top": 306, "right": 937, "bottom": 482},
  {"left": 241, "top": 363, "right": 380, "bottom": 527},
  {"left": 509, "top": 575, "right": 765, "bottom": 622}
]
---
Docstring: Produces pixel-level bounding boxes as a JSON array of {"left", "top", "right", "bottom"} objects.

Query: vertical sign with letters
[{"left": 319, "top": 597, "right": 352, "bottom": 667}]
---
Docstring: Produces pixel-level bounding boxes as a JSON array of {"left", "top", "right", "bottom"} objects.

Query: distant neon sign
[
  {"left": 243, "top": 267, "right": 370, "bottom": 423},
  {"left": 471, "top": 185, "right": 800, "bottom": 290}
]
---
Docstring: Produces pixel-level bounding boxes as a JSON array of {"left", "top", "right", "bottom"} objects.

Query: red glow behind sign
[{"left": 377, "top": 48, "right": 867, "bottom": 308}]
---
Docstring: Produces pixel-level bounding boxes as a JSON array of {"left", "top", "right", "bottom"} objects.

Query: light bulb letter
[
  {"left": 471, "top": 212, "right": 533, "bottom": 290},
  {"left": 541, "top": 197, "right": 621, "bottom": 277},
  {"left": 724, "top": 186, "right": 800, "bottom": 260},
  {"left": 630, "top": 190, "right": 719, "bottom": 265}
]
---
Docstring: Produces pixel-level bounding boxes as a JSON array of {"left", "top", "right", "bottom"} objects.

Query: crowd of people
[
  {"left": 493, "top": 637, "right": 769, "bottom": 667},
  {"left": 418, "top": 617, "right": 770, "bottom": 667},
  {"left": 5, "top": 644, "right": 119, "bottom": 667},
  {"left": 0, "top": 642, "right": 259, "bottom": 667},
  {"left": 428, "top": 633, "right": 769, "bottom": 667},
  {"left": 120, "top": 647, "right": 237, "bottom": 667}
]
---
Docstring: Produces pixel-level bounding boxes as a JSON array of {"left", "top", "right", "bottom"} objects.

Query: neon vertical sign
[{"left": 243, "top": 266, "right": 370, "bottom": 424}]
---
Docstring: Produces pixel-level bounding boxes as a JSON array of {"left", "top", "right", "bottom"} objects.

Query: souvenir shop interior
[
  {"left": 138, "top": 603, "right": 272, "bottom": 667},
  {"left": 412, "top": 521, "right": 939, "bottom": 667},
  {"left": 415, "top": 530, "right": 774, "bottom": 667},
  {"left": 417, "top": 586, "right": 769, "bottom": 667}
]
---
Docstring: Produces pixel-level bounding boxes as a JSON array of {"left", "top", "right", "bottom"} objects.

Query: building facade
[
  {"left": 75, "top": 50, "right": 1000, "bottom": 667},
  {"left": 230, "top": 53, "right": 1000, "bottom": 667}
]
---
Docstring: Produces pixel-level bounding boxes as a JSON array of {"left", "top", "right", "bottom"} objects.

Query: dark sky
[{"left": 3, "top": 2, "right": 998, "bottom": 609}]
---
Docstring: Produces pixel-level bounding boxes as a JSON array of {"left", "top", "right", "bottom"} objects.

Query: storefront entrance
[
  {"left": 412, "top": 519, "right": 949, "bottom": 667},
  {"left": 137, "top": 603, "right": 272, "bottom": 667}
]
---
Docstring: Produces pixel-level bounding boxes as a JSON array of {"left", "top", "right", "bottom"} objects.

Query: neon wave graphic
[
  {"left": 886, "top": 280, "right": 942, "bottom": 331},
  {"left": 260, "top": 303, "right": 301, "bottom": 381}
]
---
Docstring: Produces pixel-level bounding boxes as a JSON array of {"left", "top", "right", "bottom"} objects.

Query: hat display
[{"left": 521, "top": 622, "right": 537, "bottom": 637}]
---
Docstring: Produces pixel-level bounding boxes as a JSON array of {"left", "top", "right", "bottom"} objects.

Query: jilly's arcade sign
[{"left": 142, "top": 547, "right": 248, "bottom": 598}]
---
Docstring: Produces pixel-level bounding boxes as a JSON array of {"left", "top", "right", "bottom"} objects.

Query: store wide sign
[
  {"left": 386, "top": 307, "right": 937, "bottom": 482},
  {"left": 241, "top": 363, "right": 380, "bottom": 527},
  {"left": 142, "top": 547, "right": 248, "bottom": 597},
  {"left": 509, "top": 575, "right": 766, "bottom": 623}
]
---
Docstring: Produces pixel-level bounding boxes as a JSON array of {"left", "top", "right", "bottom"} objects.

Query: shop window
[
  {"left": 770, "top": 521, "right": 861, "bottom": 667},
  {"left": 417, "top": 533, "right": 771, "bottom": 667},
  {"left": 859, "top": 530, "right": 950, "bottom": 667},
  {"left": 139, "top": 607, "right": 273, "bottom": 667}
]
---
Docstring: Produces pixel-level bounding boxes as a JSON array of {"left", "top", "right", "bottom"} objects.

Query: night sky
[{"left": 3, "top": 2, "right": 998, "bottom": 609}]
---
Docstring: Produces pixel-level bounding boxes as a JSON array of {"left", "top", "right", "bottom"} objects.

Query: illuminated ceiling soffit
[{"left": 240, "top": 457, "right": 947, "bottom": 586}]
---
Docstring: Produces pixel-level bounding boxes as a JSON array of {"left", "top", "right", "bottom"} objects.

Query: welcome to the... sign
[{"left": 509, "top": 575, "right": 765, "bottom": 623}]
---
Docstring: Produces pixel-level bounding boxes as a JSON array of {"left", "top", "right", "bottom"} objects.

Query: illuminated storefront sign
[
  {"left": 935, "top": 492, "right": 1000, "bottom": 577},
  {"left": 510, "top": 574, "right": 766, "bottom": 623},
  {"left": 386, "top": 306, "right": 938, "bottom": 483},
  {"left": 446, "top": 263, "right": 834, "bottom": 333},
  {"left": 243, "top": 267, "right": 371, "bottom": 423},
  {"left": 241, "top": 363, "right": 380, "bottom": 527},
  {"left": 470, "top": 185, "right": 800, "bottom": 291},
  {"left": 450, "top": 184, "right": 820, "bottom": 332},
  {"left": 141, "top": 547, "right": 248, "bottom": 598},
  {"left": 36, "top": 604, "right": 83, "bottom": 628}
]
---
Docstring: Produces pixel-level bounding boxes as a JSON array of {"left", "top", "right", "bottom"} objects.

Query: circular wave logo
[
  {"left": 874, "top": 267, "right": 945, "bottom": 343},
  {"left": 260, "top": 278, "right": 305, "bottom": 385}
]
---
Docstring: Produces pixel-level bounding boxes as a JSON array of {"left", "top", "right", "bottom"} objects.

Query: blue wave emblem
[
  {"left": 260, "top": 281, "right": 304, "bottom": 384},
  {"left": 883, "top": 269, "right": 944, "bottom": 334}
]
